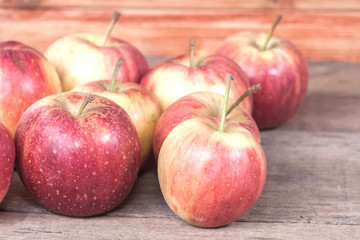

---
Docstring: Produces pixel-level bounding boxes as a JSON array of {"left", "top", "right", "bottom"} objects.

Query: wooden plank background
[
  {"left": 2, "top": 0, "right": 360, "bottom": 10},
  {"left": 1, "top": 0, "right": 360, "bottom": 62}
]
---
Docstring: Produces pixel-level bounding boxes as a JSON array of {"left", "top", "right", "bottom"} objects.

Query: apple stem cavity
[
  {"left": 102, "top": 11, "right": 121, "bottom": 47},
  {"left": 76, "top": 95, "right": 95, "bottom": 117},
  {"left": 110, "top": 58, "right": 125, "bottom": 91},
  {"left": 226, "top": 84, "right": 261, "bottom": 116},
  {"left": 219, "top": 73, "right": 234, "bottom": 132},
  {"left": 189, "top": 39, "right": 196, "bottom": 68},
  {"left": 262, "top": 14, "right": 282, "bottom": 51}
]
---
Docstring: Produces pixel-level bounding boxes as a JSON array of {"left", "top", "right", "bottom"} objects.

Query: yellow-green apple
[
  {"left": 140, "top": 40, "right": 252, "bottom": 113},
  {"left": 217, "top": 15, "right": 308, "bottom": 129},
  {"left": 153, "top": 84, "right": 261, "bottom": 161},
  {"left": 158, "top": 74, "right": 266, "bottom": 228},
  {"left": 15, "top": 92, "right": 140, "bottom": 217},
  {"left": 44, "top": 12, "right": 149, "bottom": 91},
  {"left": 0, "top": 41, "right": 62, "bottom": 136},
  {"left": 72, "top": 59, "right": 161, "bottom": 170},
  {"left": 0, "top": 120, "right": 15, "bottom": 204}
]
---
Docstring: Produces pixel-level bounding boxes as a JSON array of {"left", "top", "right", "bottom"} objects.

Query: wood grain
[
  {"left": 0, "top": 212, "right": 359, "bottom": 240},
  {"left": 0, "top": 8, "right": 359, "bottom": 62},
  {"left": 1, "top": 0, "right": 360, "bottom": 10},
  {"left": 3, "top": 129, "right": 360, "bottom": 224},
  {"left": 281, "top": 62, "right": 360, "bottom": 132}
]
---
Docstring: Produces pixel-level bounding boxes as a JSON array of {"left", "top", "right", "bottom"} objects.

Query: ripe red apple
[
  {"left": 44, "top": 12, "right": 149, "bottom": 91},
  {"left": 217, "top": 15, "right": 308, "bottom": 129},
  {"left": 153, "top": 87, "right": 261, "bottom": 161},
  {"left": 140, "top": 40, "right": 253, "bottom": 113},
  {"left": 158, "top": 75, "right": 266, "bottom": 228},
  {"left": 0, "top": 41, "right": 62, "bottom": 136},
  {"left": 15, "top": 92, "right": 140, "bottom": 217},
  {"left": 0, "top": 120, "right": 15, "bottom": 204},
  {"left": 72, "top": 59, "right": 161, "bottom": 170}
]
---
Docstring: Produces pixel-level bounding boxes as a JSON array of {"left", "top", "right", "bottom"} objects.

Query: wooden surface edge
[{"left": 0, "top": 211, "right": 359, "bottom": 240}]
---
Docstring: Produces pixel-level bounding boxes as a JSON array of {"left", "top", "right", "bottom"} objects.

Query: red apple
[
  {"left": 15, "top": 92, "right": 140, "bottom": 217},
  {"left": 44, "top": 12, "right": 149, "bottom": 91},
  {"left": 217, "top": 15, "right": 308, "bottom": 129},
  {"left": 72, "top": 59, "right": 161, "bottom": 170},
  {"left": 153, "top": 89, "right": 260, "bottom": 161},
  {"left": 0, "top": 41, "right": 62, "bottom": 136},
  {"left": 158, "top": 75, "right": 266, "bottom": 228},
  {"left": 0, "top": 120, "right": 15, "bottom": 204},
  {"left": 140, "top": 40, "right": 252, "bottom": 113}
]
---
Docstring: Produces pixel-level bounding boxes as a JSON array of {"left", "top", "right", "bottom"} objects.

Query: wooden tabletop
[{"left": 0, "top": 59, "right": 359, "bottom": 239}]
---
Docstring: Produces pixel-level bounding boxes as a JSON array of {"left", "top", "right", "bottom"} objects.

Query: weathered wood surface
[
  {"left": 0, "top": 60, "right": 360, "bottom": 239},
  {"left": 0, "top": 4, "right": 359, "bottom": 62}
]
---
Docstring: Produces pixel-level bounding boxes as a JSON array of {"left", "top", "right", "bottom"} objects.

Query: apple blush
[
  {"left": 44, "top": 11, "right": 149, "bottom": 91},
  {"left": 15, "top": 92, "right": 140, "bottom": 217},
  {"left": 140, "top": 39, "right": 253, "bottom": 113},
  {"left": 157, "top": 74, "right": 266, "bottom": 228},
  {"left": 73, "top": 58, "right": 162, "bottom": 170},
  {"left": 0, "top": 120, "right": 15, "bottom": 204},
  {"left": 217, "top": 15, "right": 308, "bottom": 129},
  {"left": 152, "top": 84, "right": 261, "bottom": 161},
  {"left": 0, "top": 41, "right": 62, "bottom": 136}
]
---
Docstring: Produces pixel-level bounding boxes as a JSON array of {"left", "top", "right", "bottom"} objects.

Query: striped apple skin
[
  {"left": 153, "top": 91, "right": 260, "bottom": 161},
  {"left": 158, "top": 117, "right": 266, "bottom": 228},
  {"left": 217, "top": 32, "right": 308, "bottom": 129},
  {"left": 140, "top": 52, "right": 253, "bottom": 113},
  {"left": 0, "top": 41, "right": 62, "bottom": 136},
  {"left": 73, "top": 80, "right": 162, "bottom": 170},
  {"left": 0, "top": 121, "right": 15, "bottom": 204},
  {"left": 45, "top": 33, "right": 149, "bottom": 91},
  {"left": 15, "top": 92, "right": 140, "bottom": 217}
]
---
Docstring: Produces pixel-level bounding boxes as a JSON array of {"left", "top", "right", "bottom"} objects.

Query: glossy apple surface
[
  {"left": 0, "top": 41, "right": 62, "bottom": 135},
  {"left": 140, "top": 51, "right": 252, "bottom": 113},
  {"left": 73, "top": 80, "right": 161, "bottom": 170},
  {"left": 158, "top": 116, "right": 266, "bottom": 228},
  {"left": 153, "top": 91, "right": 260, "bottom": 161},
  {"left": 44, "top": 33, "right": 149, "bottom": 91},
  {"left": 217, "top": 32, "right": 308, "bottom": 129},
  {"left": 15, "top": 92, "right": 140, "bottom": 217},
  {"left": 0, "top": 120, "right": 15, "bottom": 204}
]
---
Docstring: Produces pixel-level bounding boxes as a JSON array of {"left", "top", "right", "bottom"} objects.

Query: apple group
[{"left": 0, "top": 12, "right": 308, "bottom": 227}]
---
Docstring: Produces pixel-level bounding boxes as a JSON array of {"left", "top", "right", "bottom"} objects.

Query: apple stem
[
  {"left": 226, "top": 84, "right": 261, "bottom": 116},
  {"left": 76, "top": 95, "right": 95, "bottom": 117},
  {"left": 219, "top": 73, "right": 234, "bottom": 132},
  {"left": 110, "top": 58, "right": 125, "bottom": 91},
  {"left": 262, "top": 14, "right": 282, "bottom": 51},
  {"left": 189, "top": 39, "right": 196, "bottom": 68},
  {"left": 102, "top": 11, "right": 121, "bottom": 47}
]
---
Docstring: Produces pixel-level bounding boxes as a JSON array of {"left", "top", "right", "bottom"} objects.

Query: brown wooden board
[
  {"left": 2, "top": 0, "right": 360, "bottom": 10},
  {"left": 0, "top": 8, "right": 359, "bottom": 62}
]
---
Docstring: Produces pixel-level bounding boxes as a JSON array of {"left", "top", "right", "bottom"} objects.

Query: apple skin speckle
[
  {"left": 158, "top": 117, "right": 266, "bottom": 228},
  {"left": 140, "top": 52, "right": 253, "bottom": 114},
  {"left": 73, "top": 80, "right": 162, "bottom": 170},
  {"left": 44, "top": 33, "right": 149, "bottom": 92},
  {"left": 217, "top": 33, "right": 308, "bottom": 129},
  {"left": 0, "top": 121, "right": 15, "bottom": 204},
  {"left": 153, "top": 91, "right": 260, "bottom": 161},
  {"left": 0, "top": 41, "right": 62, "bottom": 136},
  {"left": 15, "top": 92, "right": 140, "bottom": 217}
]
